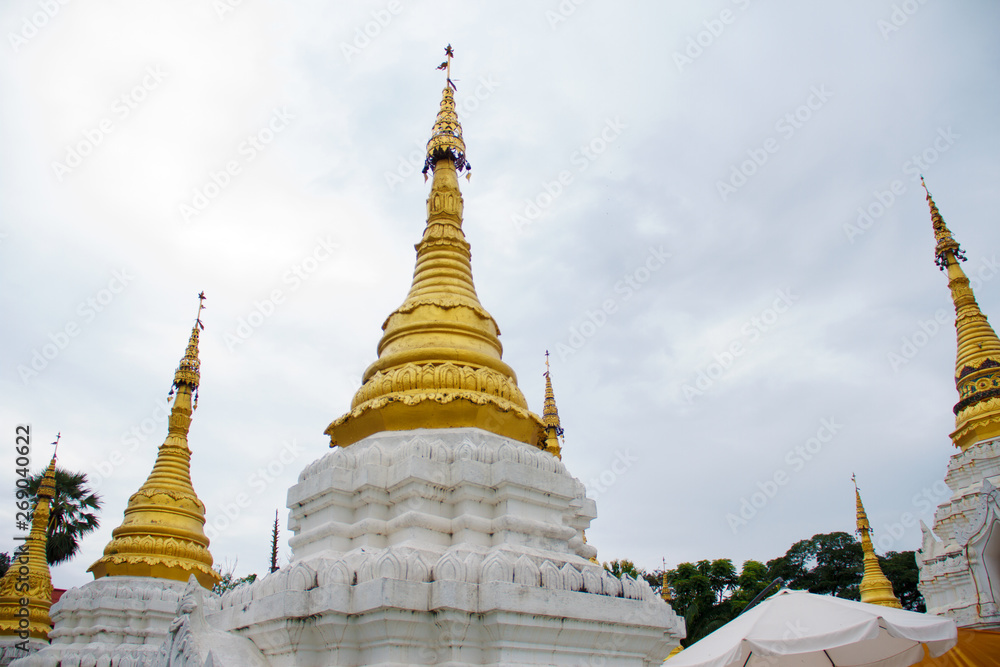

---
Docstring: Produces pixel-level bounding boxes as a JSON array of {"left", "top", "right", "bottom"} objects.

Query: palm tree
[{"left": 26, "top": 466, "right": 103, "bottom": 565}]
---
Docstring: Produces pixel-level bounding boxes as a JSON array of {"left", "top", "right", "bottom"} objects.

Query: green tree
[
  {"left": 26, "top": 466, "right": 102, "bottom": 565},
  {"left": 212, "top": 559, "right": 258, "bottom": 595},
  {"left": 213, "top": 571, "right": 258, "bottom": 595},
  {"left": 665, "top": 559, "right": 744, "bottom": 646},
  {"left": 879, "top": 551, "right": 925, "bottom": 612},
  {"left": 603, "top": 559, "right": 643, "bottom": 580},
  {"left": 730, "top": 559, "right": 770, "bottom": 609},
  {"left": 0, "top": 552, "right": 9, "bottom": 578},
  {"left": 766, "top": 532, "right": 862, "bottom": 599}
]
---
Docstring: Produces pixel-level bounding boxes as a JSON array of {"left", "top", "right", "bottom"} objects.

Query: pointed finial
[
  {"left": 921, "top": 176, "right": 966, "bottom": 270},
  {"left": 169, "top": 293, "right": 206, "bottom": 408},
  {"left": 542, "top": 351, "right": 564, "bottom": 458},
  {"left": 423, "top": 44, "right": 471, "bottom": 180},
  {"left": 51, "top": 432, "right": 60, "bottom": 458}
]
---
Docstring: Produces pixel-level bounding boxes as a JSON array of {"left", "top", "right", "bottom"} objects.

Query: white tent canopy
[{"left": 666, "top": 589, "right": 957, "bottom": 667}]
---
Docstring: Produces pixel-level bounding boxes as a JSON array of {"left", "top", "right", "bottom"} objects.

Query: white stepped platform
[
  {"left": 199, "top": 428, "right": 684, "bottom": 666},
  {"left": 11, "top": 576, "right": 188, "bottom": 667}
]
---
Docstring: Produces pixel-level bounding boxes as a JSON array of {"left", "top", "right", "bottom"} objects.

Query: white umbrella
[{"left": 666, "top": 589, "right": 957, "bottom": 667}]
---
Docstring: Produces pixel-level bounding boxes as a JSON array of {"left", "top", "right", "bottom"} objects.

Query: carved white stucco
[{"left": 917, "top": 435, "right": 1000, "bottom": 629}]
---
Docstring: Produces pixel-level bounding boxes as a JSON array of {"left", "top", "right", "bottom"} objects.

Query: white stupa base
[
  {"left": 918, "top": 435, "right": 1000, "bottom": 629},
  {"left": 194, "top": 428, "right": 684, "bottom": 666},
  {"left": 11, "top": 576, "right": 188, "bottom": 667}
]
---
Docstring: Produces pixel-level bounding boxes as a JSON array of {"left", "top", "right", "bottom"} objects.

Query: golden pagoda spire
[
  {"left": 0, "top": 450, "right": 58, "bottom": 641},
  {"left": 542, "top": 351, "right": 564, "bottom": 458},
  {"left": 853, "top": 475, "right": 902, "bottom": 609},
  {"left": 923, "top": 178, "right": 1000, "bottom": 450},
  {"left": 326, "top": 47, "right": 544, "bottom": 449},
  {"left": 89, "top": 294, "right": 220, "bottom": 589},
  {"left": 661, "top": 560, "right": 673, "bottom": 603}
]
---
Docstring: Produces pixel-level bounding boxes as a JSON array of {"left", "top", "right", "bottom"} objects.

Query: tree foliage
[
  {"left": 212, "top": 559, "right": 258, "bottom": 595},
  {"left": 606, "top": 532, "right": 926, "bottom": 646},
  {"left": 602, "top": 559, "right": 642, "bottom": 580},
  {"left": 879, "top": 551, "right": 925, "bottom": 612},
  {"left": 26, "top": 466, "right": 103, "bottom": 565},
  {"left": 765, "top": 532, "right": 862, "bottom": 599}
]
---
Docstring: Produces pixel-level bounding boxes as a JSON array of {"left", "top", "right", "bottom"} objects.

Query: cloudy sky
[{"left": 2, "top": 1, "right": 999, "bottom": 589}]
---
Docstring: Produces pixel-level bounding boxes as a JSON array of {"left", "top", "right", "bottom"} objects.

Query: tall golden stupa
[
  {"left": 853, "top": 477, "right": 902, "bottom": 609},
  {"left": 88, "top": 295, "right": 220, "bottom": 588},
  {"left": 924, "top": 178, "right": 1000, "bottom": 450},
  {"left": 325, "top": 48, "right": 545, "bottom": 450},
  {"left": 0, "top": 453, "right": 58, "bottom": 641}
]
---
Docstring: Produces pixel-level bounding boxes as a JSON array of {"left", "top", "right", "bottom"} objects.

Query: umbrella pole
[{"left": 737, "top": 578, "right": 785, "bottom": 617}]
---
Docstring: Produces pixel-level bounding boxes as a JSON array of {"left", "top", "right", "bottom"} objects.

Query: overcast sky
[{"left": 2, "top": 1, "right": 999, "bottom": 589}]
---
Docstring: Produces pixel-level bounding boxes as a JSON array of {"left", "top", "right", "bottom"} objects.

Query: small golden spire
[
  {"left": 542, "top": 351, "right": 564, "bottom": 459},
  {"left": 89, "top": 294, "right": 219, "bottom": 589},
  {"left": 853, "top": 475, "right": 902, "bottom": 609},
  {"left": 0, "top": 450, "right": 58, "bottom": 640},
  {"left": 661, "top": 560, "right": 673, "bottom": 603},
  {"left": 325, "top": 51, "right": 543, "bottom": 449},
  {"left": 922, "top": 179, "right": 1000, "bottom": 450}
]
